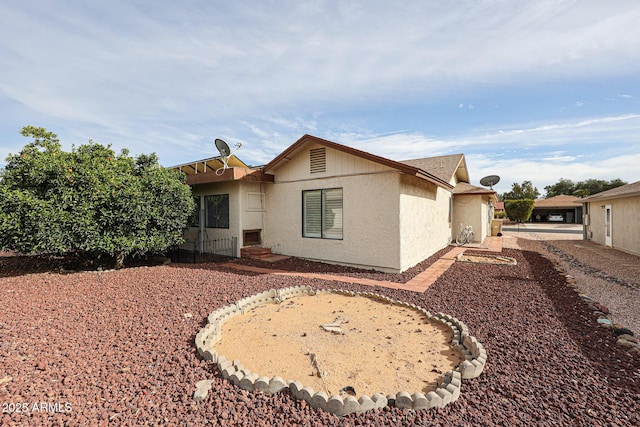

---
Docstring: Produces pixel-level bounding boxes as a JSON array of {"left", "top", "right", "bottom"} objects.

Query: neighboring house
[
  {"left": 582, "top": 181, "right": 640, "bottom": 256},
  {"left": 172, "top": 134, "right": 495, "bottom": 273},
  {"left": 494, "top": 201, "right": 505, "bottom": 217},
  {"left": 532, "top": 195, "right": 583, "bottom": 223}
]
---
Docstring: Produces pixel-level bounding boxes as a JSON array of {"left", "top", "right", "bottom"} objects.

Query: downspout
[
  {"left": 582, "top": 202, "right": 588, "bottom": 241},
  {"left": 199, "top": 197, "right": 205, "bottom": 253}
]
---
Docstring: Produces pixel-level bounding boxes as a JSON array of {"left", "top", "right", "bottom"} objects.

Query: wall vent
[
  {"left": 243, "top": 229, "right": 261, "bottom": 246},
  {"left": 310, "top": 148, "right": 326, "bottom": 173}
]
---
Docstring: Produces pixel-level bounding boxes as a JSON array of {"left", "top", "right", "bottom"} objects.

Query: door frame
[{"left": 604, "top": 204, "right": 612, "bottom": 247}]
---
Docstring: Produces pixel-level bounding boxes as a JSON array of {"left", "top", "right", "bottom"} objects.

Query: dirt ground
[{"left": 214, "top": 293, "right": 463, "bottom": 399}]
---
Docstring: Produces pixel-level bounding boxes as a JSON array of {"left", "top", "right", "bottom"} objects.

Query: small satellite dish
[
  {"left": 215, "top": 138, "right": 231, "bottom": 157},
  {"left": 480, "top": 175, "right": 500, "bottom": 189},
  {"left": 214, "top": 138, "right": 242, "bottom": 176}
]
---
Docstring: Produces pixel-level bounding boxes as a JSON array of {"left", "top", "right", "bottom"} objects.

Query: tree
[
  {"left": 0, "top": 126, "right": 195, "bottom": 268},
  {"left": 544, "top": 177, "right": 627, "bottom": 198},
  {"left": 543, "top": 178, "right": 576, "bottom": 198},
  {"left": 501, "top": 180, "right": 540, "bottom": 200},
  {"left": 504, "top": 199, "right": 535, "bottom": 223}
]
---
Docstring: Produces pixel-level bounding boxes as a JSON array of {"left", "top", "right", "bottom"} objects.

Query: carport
[{"left": 531, "top": 195, "right": 583, "bottom": 223}]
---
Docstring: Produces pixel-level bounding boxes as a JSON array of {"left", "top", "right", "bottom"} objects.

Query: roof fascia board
[{"left": 583, "top": 191, "right": 640, "bottom": 202}]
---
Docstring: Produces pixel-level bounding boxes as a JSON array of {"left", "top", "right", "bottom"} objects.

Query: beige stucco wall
[
  {"left": 186, "top": 181, "right": 266, "bottom": 256},
  {"left": 264, "top": 174, "right": 402, "bottom": 271},
  {"left": 586, "top": 202, "right": 605, "bottom": 244},
  {"left": 398, "top": 175, "right": 452, "bottom": 271},
  {"left": 452, "top": 195, "right": 483, "bottom": 243},
  {"left": 586, "top": 198, "right": 640, "bottom": 256}
]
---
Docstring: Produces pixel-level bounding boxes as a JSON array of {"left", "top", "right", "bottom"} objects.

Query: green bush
[
  {"left": 0, "top": 126, "right": 195, "bottom": 268},
  {"left": 504, "top": 199, "right": 535, "bottom": 223}
]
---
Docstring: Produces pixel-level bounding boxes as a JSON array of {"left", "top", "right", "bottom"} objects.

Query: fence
[{"left": 168, "top": 237, "right": 237, "bottom": 263}]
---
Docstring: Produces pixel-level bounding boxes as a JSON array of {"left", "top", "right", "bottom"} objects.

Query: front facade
[
  {"left": 261, "top": 136, "right": 455, "bottom": 272},
  {"left": 173, "top": 134, "right": 495, "bottom": 272},
  {"left": 582, "top": 181, "right": 640, "bottom": 256}
]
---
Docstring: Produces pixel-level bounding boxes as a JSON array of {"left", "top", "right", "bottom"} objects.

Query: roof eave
[
  {"left": 185, "top": 167, "right": 274, "bottom": 185},
  {"left": 583, "top": 191, "right": 640, "bottom": 202}
]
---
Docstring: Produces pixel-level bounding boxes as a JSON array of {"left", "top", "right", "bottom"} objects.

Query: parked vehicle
[{"left": 548, "top": 213, "right": 564, "bottom": 222}]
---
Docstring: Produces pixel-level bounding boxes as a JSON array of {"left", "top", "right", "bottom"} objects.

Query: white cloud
[
  {"left": 1, "top": 0, "right": 640, "bottom": 181},
  {"left": 2, "top": 1, "right": 640, "bottom": 126},
  {"left": 468, "top": 151, "right": 640, "bottom": 196},
  {"left": 334, "top": 114, "right": 640, "bottom": 194}
]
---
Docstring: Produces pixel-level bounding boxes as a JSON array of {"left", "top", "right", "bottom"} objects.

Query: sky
[{"left": 1, "top": 0, "right": 639, "bottom": 196}]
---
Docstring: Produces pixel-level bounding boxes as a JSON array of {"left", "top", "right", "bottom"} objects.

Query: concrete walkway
[{"left": 222, "top": 236, "right": 503, "bottom": 293}]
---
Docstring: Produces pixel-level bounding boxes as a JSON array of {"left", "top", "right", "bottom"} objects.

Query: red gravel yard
[{"left": 1, "top": 246, "right": 639, "bottom": 426}]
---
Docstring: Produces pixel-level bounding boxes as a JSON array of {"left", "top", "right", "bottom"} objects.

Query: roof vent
[{"left": 310, "top": 148, "right": 326, "bottom": 173}]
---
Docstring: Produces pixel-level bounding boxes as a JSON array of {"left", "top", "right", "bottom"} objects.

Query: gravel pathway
[
  {"left": 503, "top": 231, "right": 640, "bottom": 336},
  {"left": 1, "top": 247, "right": 639, "bottom": 426}
]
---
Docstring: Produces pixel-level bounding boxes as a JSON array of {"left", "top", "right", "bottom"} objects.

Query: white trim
[{"left": 604, "top": 204, "right": 612, "bottom": 247}]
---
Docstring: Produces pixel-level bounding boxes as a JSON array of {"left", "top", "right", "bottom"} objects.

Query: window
[
  {"left": 205, "top": 194, "right": 229, "bottom": 228},
  {"left": 190, "top": 196, "right": 201, "bottom": 227},
  {"left": 303, "top": 188, "right": 342, "bottom": 239}
]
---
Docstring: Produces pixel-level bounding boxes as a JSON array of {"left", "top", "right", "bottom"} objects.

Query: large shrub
[
  {"left": 0, "top": 126, "right": 195, "bottom": 268},
  {"left": 504, "top": 199, "right": 535, "bottom": 223}
]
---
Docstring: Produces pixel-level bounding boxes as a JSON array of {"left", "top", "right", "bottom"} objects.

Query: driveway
[{"left": 501, "top": 222, "right": 583, "bottom": 236}]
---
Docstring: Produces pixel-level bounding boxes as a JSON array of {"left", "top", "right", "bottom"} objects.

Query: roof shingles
[{"left": 401, "top": 154, "right": 467, "bottom": 184}]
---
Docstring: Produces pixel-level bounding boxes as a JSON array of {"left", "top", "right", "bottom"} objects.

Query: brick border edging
[{"left": 193, "top": 286, "right": 487, "bottom": 416}]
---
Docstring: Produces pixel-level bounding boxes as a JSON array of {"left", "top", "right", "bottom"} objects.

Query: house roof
[
  {"left": 262, "top": 134, "right": 454, "bottom": 189},
  {"left": 452, "top": 182, "right": 497, "bottom": 201},
  {"left": 581, "top": 180, "right": 640, "bottom": 202},
  {"left": 401, "top": 154, "right": 469, "bottom": 184},
  {"left": 534, "top": 195, "right": 582, "bottom": 208}
]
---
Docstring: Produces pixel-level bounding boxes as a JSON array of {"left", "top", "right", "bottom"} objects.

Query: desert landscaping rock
[
  {"left": 1, "top": 245, "right": 640, "bottom": 426},
  {"left": 193, "top": 379, "right": 213, "bottom": 402}
]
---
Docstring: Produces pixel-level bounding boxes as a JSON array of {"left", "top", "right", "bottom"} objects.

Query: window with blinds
[
  {"left": 302, "top": 188, "right": 343, "bottom": 239},
  {"left": 309, "top": 148, "right": 326, "bottom": 173}
]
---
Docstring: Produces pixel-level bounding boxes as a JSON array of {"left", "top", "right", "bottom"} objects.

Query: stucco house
[
  {"left": 532, "top": 195, "right": 583, "bottom": 223},
  {"left": 582, "top": 181, "right": 640, "bottom": 256},
  {"left": 172, "top": 134, "right": 496, "bottom": 273}
]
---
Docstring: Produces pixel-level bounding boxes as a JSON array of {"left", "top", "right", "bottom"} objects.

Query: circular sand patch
[{"left": 214, "top": 292, "right": 463, "bottom": 398}]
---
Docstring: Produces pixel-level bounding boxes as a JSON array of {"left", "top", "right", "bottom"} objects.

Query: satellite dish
[
  {"left": 214, "top": 138, "right": 242, "bottom": 176},
  {"left": 480, "top": 175, "right": 500, "bottom": 189},
  {"left": 215, "top": 138, "right": 231, "bottom": 157}
]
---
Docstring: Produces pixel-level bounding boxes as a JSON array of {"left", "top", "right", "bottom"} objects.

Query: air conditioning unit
[{"left": 583, "top": 214, "right": 590, "bottom": 226}]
